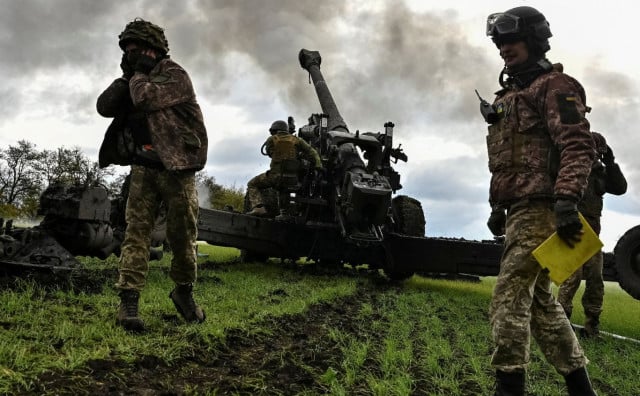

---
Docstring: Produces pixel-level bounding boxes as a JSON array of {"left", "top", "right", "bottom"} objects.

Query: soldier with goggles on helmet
[{"left": 481, "top": 6, "right": 598, "bottom": 396}]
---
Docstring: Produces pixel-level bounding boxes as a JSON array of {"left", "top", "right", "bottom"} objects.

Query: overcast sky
[{"left": 1, "top": 0, "right": 639, "bottom": 250}]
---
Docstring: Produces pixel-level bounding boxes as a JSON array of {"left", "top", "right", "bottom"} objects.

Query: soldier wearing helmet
[
  {"left": 246, "top": 119, "right": 322, "bottom": 217},
  {"left": 97, "top": 18, "right": 208, "bottom": 331},
  {"left": 118, "top": 18, "right": 170, "bottom": 55},
  {"left": 482, "top": 6, "right": 598, "bottom": 395},
  {"left": 558, "top": 132, "right": 627, "bottom": 338}
]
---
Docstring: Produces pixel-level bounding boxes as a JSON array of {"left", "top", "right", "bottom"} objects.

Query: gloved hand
[
  {"left": 487, "top": 208, "right": 506, "bottom": 236},
  {"left": 120, "top": 53, "right": 134, "bottom": 80},
  {"left": 554, "top": 199, "right": 583, "bottom": 248},
  {"left": 602, "top": 144, "right": 615, "bottom": 165},
  {"left": 132, "top": 53, "right": 158, "bottom": 74}
]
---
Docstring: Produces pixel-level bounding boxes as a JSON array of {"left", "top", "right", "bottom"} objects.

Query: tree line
[{"left": 0, "top": 140, "right": 244, "bottom": 219}]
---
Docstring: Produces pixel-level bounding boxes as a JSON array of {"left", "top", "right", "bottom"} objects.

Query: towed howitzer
[
  {"left": 195, "top": 49, "right": 427, "bottom": 276},
  {"left": 1, "top": 181, "right": 166, "bottom": 274},
  {"left": 294, "top": 48, "right": 414, "bottom": 240},
  {"left": 198, "top": 49, "right": 499, "bottom": 279}
]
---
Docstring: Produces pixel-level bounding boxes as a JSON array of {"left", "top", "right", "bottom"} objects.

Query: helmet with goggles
[{"left": 486, "top": 6, "right": 552, "bottom": 57}]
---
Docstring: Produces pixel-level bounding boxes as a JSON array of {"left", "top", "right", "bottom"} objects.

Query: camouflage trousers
[
  {"left": 557, "top": 250, "right": 604, "bottom": 320},
  {"left": 489, "top": 199, "right": 588, "bottom": 375},
  {"left": 247, "top": 172, "right": 268, "bottom": 209},
  {"left": 246, "top": 171, "right": 277, "bottom": 209},
  {"left": 115, "top": 165, "right": 199, "bottom": 291}
]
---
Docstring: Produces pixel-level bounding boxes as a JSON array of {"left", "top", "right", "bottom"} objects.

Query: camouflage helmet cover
[
  {"left": 269, "top": 120, "right": 289, "bottom": 134},
  {"left": 118, "top": 18, "right": 169, "bottom": 54}
]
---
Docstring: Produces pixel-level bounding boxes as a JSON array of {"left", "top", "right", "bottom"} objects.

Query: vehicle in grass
[{"left": 0, "top": 181, "right": 165, "bottom": 274}]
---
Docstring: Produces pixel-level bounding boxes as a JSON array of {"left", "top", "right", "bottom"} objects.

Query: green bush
[{"left": 211, "top": 184, "right": 245, "bottom": 211}]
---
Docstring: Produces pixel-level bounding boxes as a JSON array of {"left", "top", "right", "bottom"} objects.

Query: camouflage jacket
[
  {"left": 97, "top": 58, "right": 208, "bottom": 171},
  {"left": 486, "top": 65, "right": 594, "bottom": 207},
  {"left": 578, "top": 133, "right": 627, "bottom": 232},
  {"left": 265, "top": 132, "right": 322, "bottom": 175}
]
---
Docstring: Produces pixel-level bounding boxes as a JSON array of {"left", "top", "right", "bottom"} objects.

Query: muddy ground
[{"left": 4, "top": 265, "right": 408, "bottom": 396}]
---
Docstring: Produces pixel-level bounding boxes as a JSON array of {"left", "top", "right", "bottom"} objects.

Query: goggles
[{"left": 486, "top": 12, "right": 521, "bottom": 37}]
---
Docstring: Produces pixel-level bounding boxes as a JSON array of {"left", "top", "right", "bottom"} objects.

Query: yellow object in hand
[{"left": 532, "top": 213, "right": 603, "bottom": 285}]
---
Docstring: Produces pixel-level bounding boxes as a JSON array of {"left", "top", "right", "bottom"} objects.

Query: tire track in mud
[{"left": 16, "top": 280, "right": 393, "bottom": 396}]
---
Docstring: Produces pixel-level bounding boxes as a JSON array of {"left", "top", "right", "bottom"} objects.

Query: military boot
[
  {"left": 564, "top": 367, "right": 597, "bottom": 396},
  {"left": 582, "top": 315, "right": 600, "bottom": 338},
  {"left": 495, "top": 370, "right": 525, "bottom": 396},
  {"left": 116, "top": 290, "right": 145, "bottom": 332},
  {"left": 169, "top": 283, "right": 206, "bottom": 323}
]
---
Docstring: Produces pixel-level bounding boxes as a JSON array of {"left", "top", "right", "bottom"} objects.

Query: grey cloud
[
  {"left": 326, "top": 2, "right": 497, "bottom": 133},
  {"left": 204, "top": 162, "right": 258, "bottom": 190},
  {"left": 33, "top": 83, "right": 97, "bottom": 124},
  {"left": 1, "top": 0, "right": 499, "bottom": 135},
  {"left": 404, "top": 155, "right": 489, "bottom": 203},
  {"left": 581, "top": 67, "right": 640, "bottom": 212},
  {"left": 0, "top": 1, "right": 125, "bottom": 73},
  {"left": 0, "top": 84, "right": 24, "bottom": 125},
  {"left": 605, "top": 192, "right": 640, "bottom": 215},
  {"left": 398, "top": 154, "right": 492, "bottom": 238},
  {"left": 208, "top": 135, "right": 264, "bottom": 167},
  {"left": 163, "top": 0, "right": 497, "bottom": 136},
  {"left": 418, "top": 199, "right": 492, "bottom": 239}
]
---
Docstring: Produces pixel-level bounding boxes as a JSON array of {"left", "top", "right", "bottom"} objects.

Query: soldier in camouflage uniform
[
  {"left": 246, "top": 120, "right": 322, "bottom": 216},
  {"left": 97, "top": 18, "right": 208, "bottom": 331},
  {"left": 483, "top": 7, "right": 598, "bottom": 395},
  {"left": 558, "top": 132, "right": 627, "bottom": 337}
]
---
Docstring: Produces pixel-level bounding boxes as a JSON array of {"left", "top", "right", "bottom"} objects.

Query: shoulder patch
[
  {"left": 556, "top": 93, "right": 581, "bottom": 124},
  {"left": 150, "top": 73, "right": 172, "bottom": 84}
]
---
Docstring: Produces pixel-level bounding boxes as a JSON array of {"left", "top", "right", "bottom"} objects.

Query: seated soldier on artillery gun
[{"left": 246, "top": 119, "right": 322, "bottom": 216}]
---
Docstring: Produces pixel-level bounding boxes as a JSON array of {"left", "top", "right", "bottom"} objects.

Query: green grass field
[{"left": 1, "top": 243, "right": 639, "bottom": 395}]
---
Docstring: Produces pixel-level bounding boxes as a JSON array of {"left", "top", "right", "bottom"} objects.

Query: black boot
[
  {"left": 565, "top": 367, "right": 597, "bottom": 396},
  {"left": 495, "top": 370, "right": 525, "bottom": 396},
  {"left": 169, "top": 283, "right": 206, "bottom": 323},
  {"left": 116, "top": 290, "right": 145, "bottom": 332},
  {"left": 582, "top": 315, "right": 600, "bottom": 338}
]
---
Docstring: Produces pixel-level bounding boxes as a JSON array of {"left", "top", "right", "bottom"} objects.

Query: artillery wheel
[
  {"left": 385, "top": 195, "right": 426, "bottom": 281},
  {"left": 613, "top": 224, "right": 640, "bottom": 300},
  {"left": 391, "top": 195, "right": 426, "bottom": 236}
]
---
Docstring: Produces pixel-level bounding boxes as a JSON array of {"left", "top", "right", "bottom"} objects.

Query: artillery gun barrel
[{"left": 299, "top": 49, "right": 348, "bottom": 133}]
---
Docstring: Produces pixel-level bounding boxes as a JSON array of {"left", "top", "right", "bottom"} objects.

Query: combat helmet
[
  {"left": 118, "top": 18, "right": 169, "bottom": 55},
  {"left": 269, "top": 120, "right": 289, "bottom": 134},
  {"left": 486, "top": 6, "right": 552, "bottom": 57}
]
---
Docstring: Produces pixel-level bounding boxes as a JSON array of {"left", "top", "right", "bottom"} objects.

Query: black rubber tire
[
  {"left": 613, "top": 224, "right": 640, "bottom": 300},
  {"left": 391, "top": 195, "right": 426, "bottom": 236},
  {"left": 385, "top": 195, "right": 427, "bottom": 280}
]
